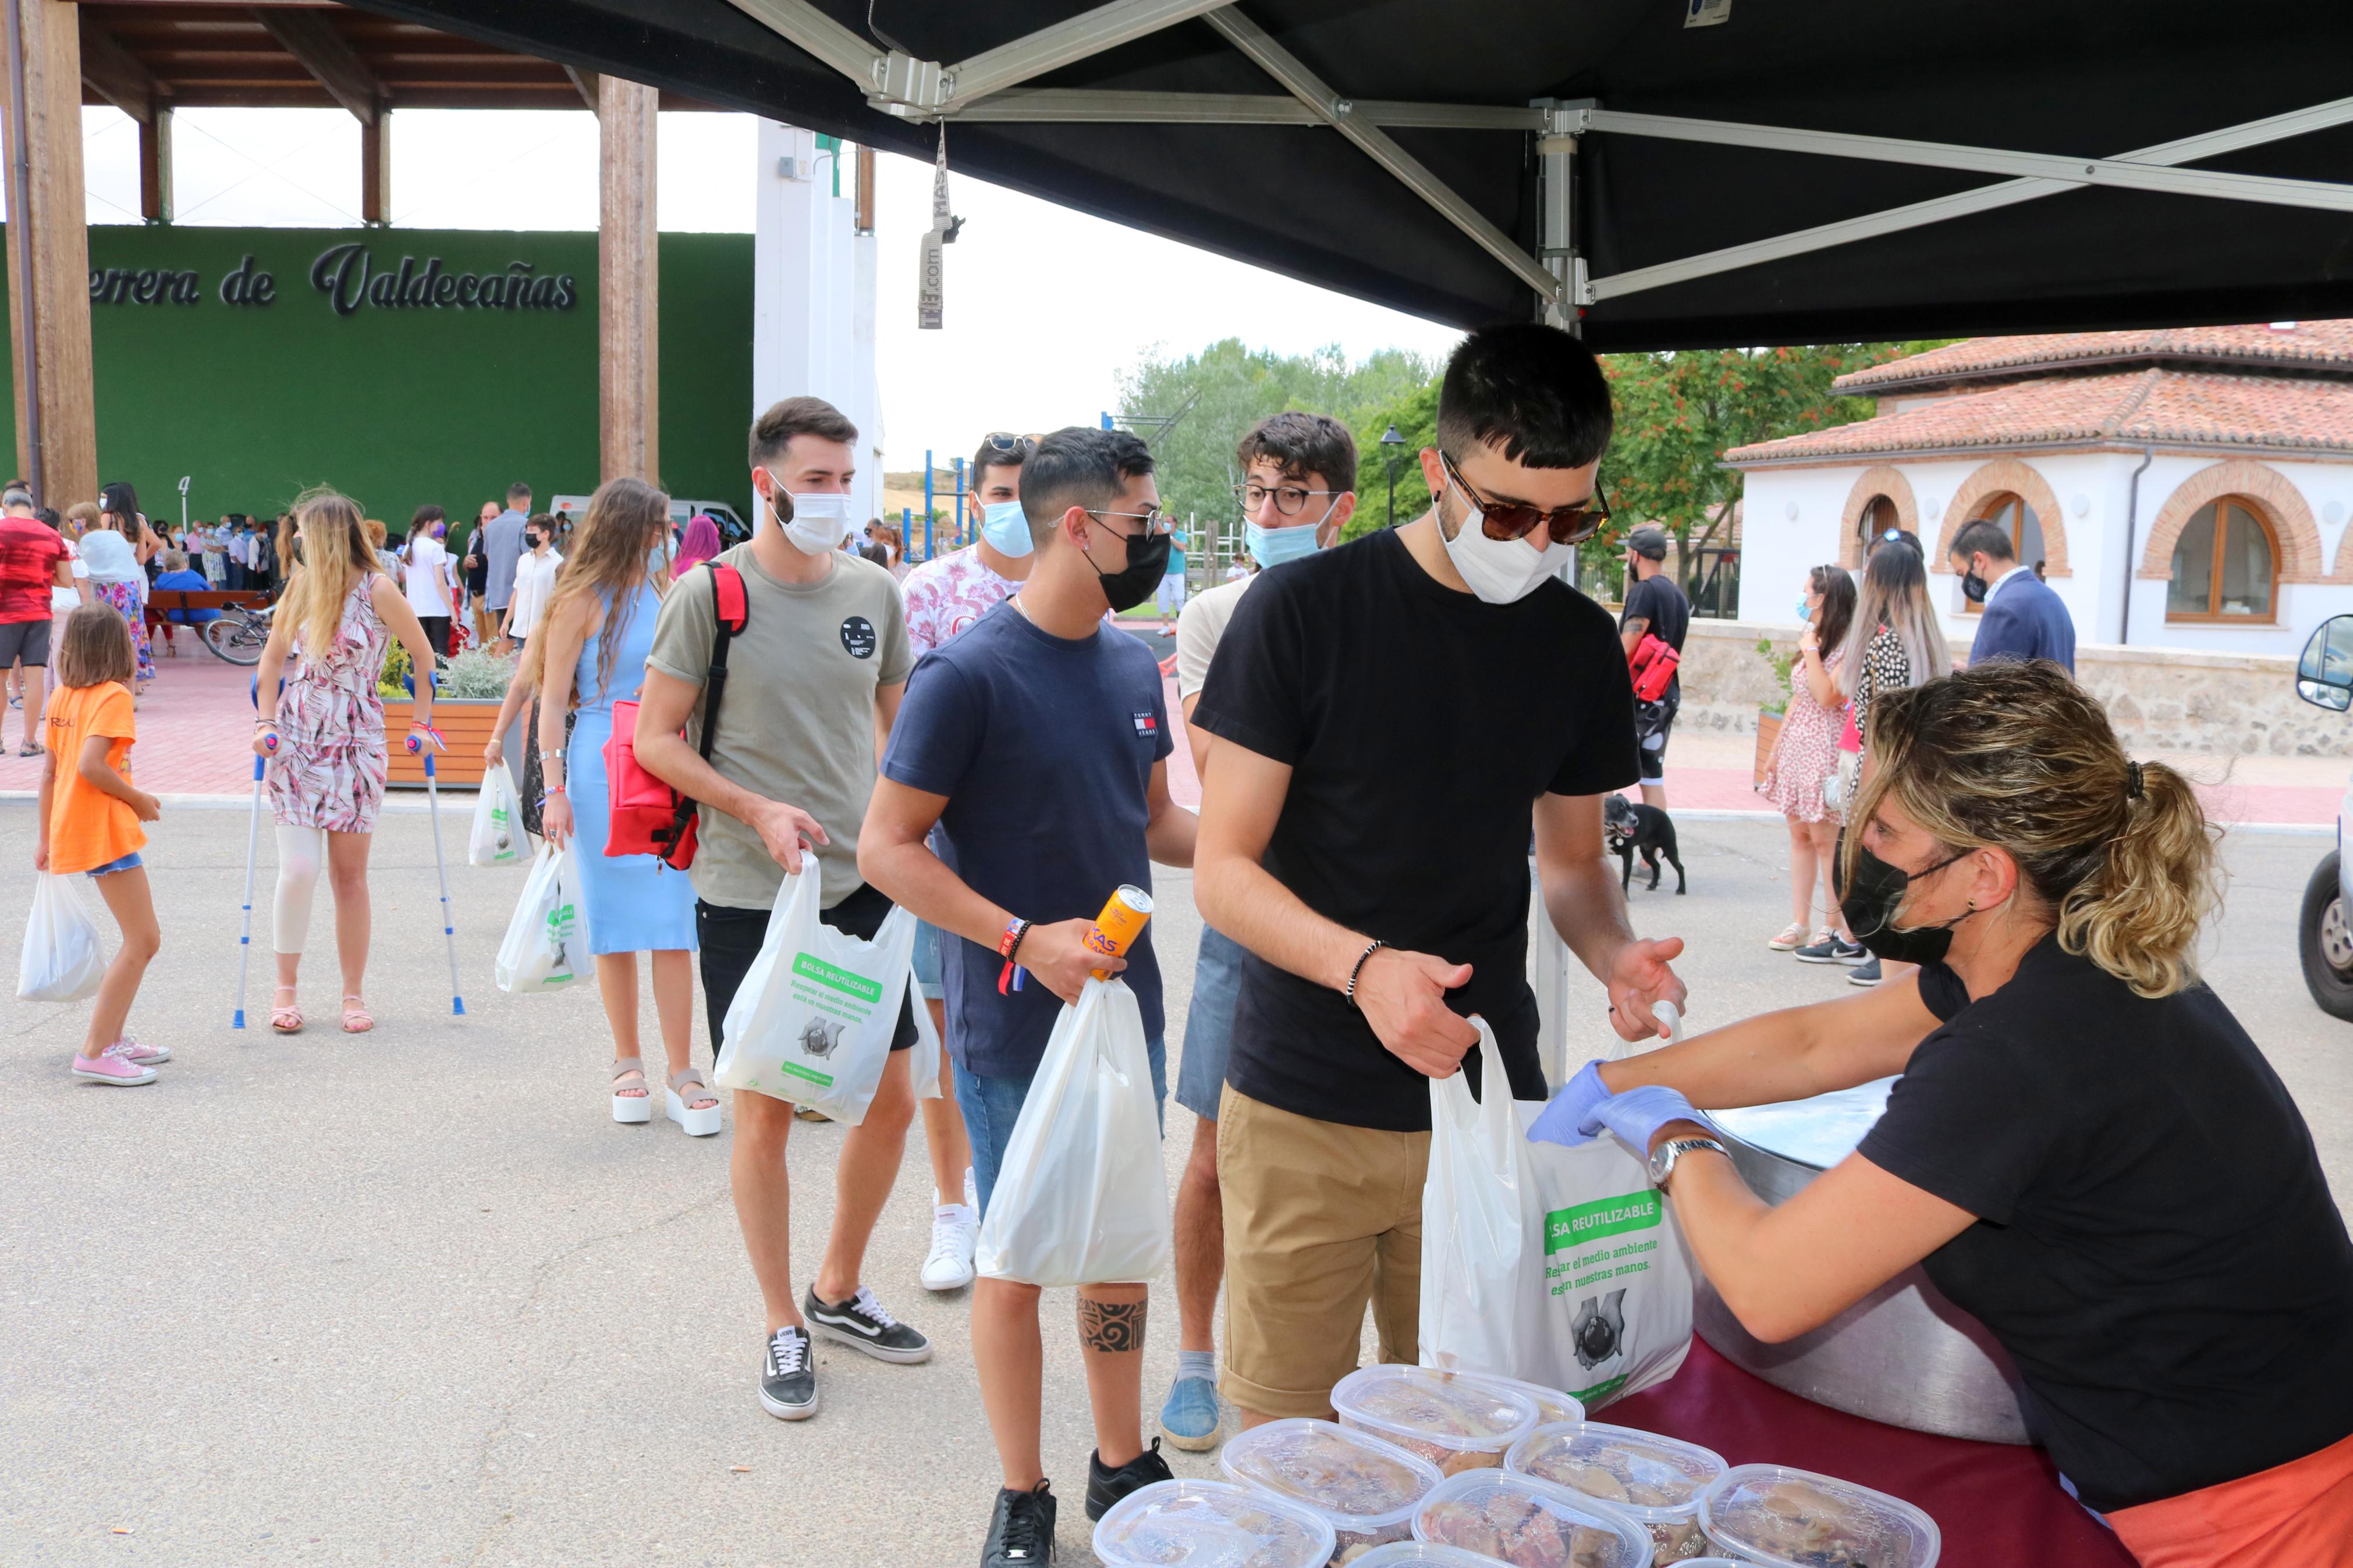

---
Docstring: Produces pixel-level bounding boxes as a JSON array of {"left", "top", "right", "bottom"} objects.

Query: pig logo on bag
[
  {"left": 797, "top": 1014, "right": 846, "bottom": 1059},
  {"left": 1571, "top": 1288, "right": 1628, "bottom": 1370}
]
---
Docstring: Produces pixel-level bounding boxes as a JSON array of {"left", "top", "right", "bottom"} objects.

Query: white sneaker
[{"left": 920, "top": 1203, "right": 979, "bottom": 1292}]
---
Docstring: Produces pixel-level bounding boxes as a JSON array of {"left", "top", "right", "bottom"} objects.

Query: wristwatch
[{"left": 1648, "top": 1135, "right": 1729, "bottom": 1189}]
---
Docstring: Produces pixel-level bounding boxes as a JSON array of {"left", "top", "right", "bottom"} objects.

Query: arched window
[
  {"left": 1958, "top": 492, "right": 2045, "bottom": 611},
  {"left": 2167, "top": 498, "right": 2278, "bottom": 621},
  {"left": 1855, "top": 494, "right": 1897, "bottom": 555}
]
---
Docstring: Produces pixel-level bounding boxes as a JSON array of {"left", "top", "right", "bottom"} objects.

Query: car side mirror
[{"left": 2296, "top": 614, "right": 2353, "bottom": 712}]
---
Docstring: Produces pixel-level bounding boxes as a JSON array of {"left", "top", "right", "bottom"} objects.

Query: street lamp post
[{"left": 1379, "top": 424, "right": 1405, "bottom": 529}]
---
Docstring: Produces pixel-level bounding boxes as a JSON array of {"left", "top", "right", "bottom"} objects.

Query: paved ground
[{"left": 4, "top": 804, "right": 2349, "bottom": 1567}]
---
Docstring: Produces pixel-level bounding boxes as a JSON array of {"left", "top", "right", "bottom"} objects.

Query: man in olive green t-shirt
[{"left": 636, "top": 394, "right": 930, "bottom": 1424}]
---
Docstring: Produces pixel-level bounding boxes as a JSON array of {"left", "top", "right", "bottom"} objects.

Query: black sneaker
[
  {"left": 804, "top": 1285, "right": 933, "bottom": 1364},
  {"left": 982, "top": 1481, "right": 1056, "bottom": 1567},
  {"left": 1085, "top": 1437, "right": 1174, "bottom": 1521},
  {"left": 1794, "top": 934, "right": 1868, "bottom": 965},
  {"left": 1848, "top": 956, "right": 1884, "bottom": 986},
  {"left": 759, "top": 1325, "right": 818, "bottom": 1420}
]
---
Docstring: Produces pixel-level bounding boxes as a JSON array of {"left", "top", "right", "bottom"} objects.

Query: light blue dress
[{"left": 566, "top": 582, "right": 697, "bottom": 956}]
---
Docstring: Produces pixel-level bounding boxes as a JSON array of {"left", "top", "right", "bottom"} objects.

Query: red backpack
[{"left": 604, "top": 563, "right": 747, "bottom": 870}]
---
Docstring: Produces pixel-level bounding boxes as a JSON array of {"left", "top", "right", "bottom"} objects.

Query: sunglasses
[
  {"left": 1440, "top": 450, "right": 1611, "bottom": 546},
  {"left": 979, "top": 432, "right": 1037, "bottom": 456},
  {"left": 1087, "top": 506, "right": 1172, "bottom": 537}
]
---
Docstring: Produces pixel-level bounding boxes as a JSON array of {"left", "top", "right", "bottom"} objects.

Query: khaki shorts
[{"left": 1216, "top": 1083, "right": 1430, "bottom": 1419}]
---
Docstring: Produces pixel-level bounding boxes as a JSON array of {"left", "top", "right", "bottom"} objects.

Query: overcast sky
[{"left": 77, "top": 106, "right": 1463, "bottom": 472}]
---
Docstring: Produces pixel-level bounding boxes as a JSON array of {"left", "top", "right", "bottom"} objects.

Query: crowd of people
[{"left": 11, "top": 317, "right": 2352, "bottom": 1567}]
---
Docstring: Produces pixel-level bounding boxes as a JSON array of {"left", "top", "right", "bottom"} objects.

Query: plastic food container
[
  {"left": 1507, "top": 1421, "right": 1724, "bottom": 1565},
  {"left": 1222, "top": 1418, "right": 1445, "bottom": 1556},
  {"left": 1450, "top": 1370, "right": 1585, "bottom": 1431},
  {"left": 1095, "top": 1479, "right": 1337, "bottom": 1568},
  {"left": 1411, "top": 1469, "right": 1652, "bottom": 1568},
  {"left": 1344, "top": 1544, "right": 1500, "bottom": 1568},
  {"left": 1332, "top": 1365, "right": 1541, "bottom": 1475},
  {"left": 1698, "top": 1465, "right": 1941, "bottom": 1568}
]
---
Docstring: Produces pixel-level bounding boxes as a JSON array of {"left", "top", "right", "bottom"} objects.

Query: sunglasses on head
[
  {"left": 980, "top": 432, "right": 1036, "bottom": 456},
  {"left": 1440, "top": 449, "right": 1611, "bottom": 546}
]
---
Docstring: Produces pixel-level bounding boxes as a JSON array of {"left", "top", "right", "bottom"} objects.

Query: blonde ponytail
[{"left": 2053, "top": 759, "right": 2218, "bottom": 998}]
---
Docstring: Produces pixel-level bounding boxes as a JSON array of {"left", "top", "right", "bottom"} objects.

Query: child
[{"left": 37, "top": 603, "right": 165, "bottom": 1085}]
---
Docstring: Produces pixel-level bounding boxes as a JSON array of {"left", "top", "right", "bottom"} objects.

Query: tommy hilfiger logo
[{"left": 1132, "top": 713, "right": 1158, "bottom": 737}]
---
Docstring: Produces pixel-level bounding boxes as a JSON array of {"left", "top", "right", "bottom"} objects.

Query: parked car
[
  {"left": 548, "top": 495, "right": 751, "bottom": 550},
  {"left": 2291, "top": 613, "right": 2353, "bottom": 1019}
]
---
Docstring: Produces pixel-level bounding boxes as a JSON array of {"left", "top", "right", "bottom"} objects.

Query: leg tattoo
[{"left": 1078, "top": 1297, "right": 1147, "bottom": 1354}]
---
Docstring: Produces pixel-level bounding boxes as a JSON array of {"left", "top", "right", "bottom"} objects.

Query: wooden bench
[{"left": 144, "top": 589, "right": 271, "bottom": 617}]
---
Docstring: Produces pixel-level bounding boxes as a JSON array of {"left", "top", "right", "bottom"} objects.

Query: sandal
[
  {"left": 271, "top": 986, "right": 304, "bottom": 1034},
  {"left": 666, "top": 1068, "right": 721, "bottom": 1137},
  {"left": 16, "top": 740, "right": 37, "bottom": 757},
  {"left": 1767, "top": 922, "right": 1809, "bottom": 951},
  {"left": 341, "top": 995, "right": 375, "bottom": 1034},
  {"left": 612, "top": 1057, "right": 652, "bottom": 1124}
]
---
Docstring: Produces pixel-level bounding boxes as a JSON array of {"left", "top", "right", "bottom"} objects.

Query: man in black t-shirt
[
  {"left": 1192, "top": 323, "right": 1690, "bottom": 1427},
  {"left": 1618, "top": 524, "right": 1690, "bottom": 809}
]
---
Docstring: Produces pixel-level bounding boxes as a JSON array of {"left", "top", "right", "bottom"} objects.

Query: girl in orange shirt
[{"left": 37, "top": 603, "right": 165, "bottom": 1085}]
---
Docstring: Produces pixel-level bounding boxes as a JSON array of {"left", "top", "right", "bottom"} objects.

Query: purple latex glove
[
  {"left": 1580, "top": 1084, "right": 1705, "bottom": 1156},
  {"left": 1527, "top": 1060, "right": 1615, "bottom": 1147}
]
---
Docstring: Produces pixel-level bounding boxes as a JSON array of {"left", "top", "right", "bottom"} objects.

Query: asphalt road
[{"left": 3, "top": 804, "right": 2347, "bottom": 1567}]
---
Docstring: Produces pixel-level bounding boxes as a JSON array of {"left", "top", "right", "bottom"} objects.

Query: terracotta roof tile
[
  {"left": 1724, "top": 369, "right": 2353, "bottom": 465},
  {"left": 1833, "top": 321, "right": 2353, "bottom": 394}
]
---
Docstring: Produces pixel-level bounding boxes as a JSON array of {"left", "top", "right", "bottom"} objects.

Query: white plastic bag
[
  {"left": 908, "top": 968, "right": 943, "bottom": 1100},
  {"left": 1420, "top": 1020, "right": 1693, "bottom": 1411},
  {"left": 493, "top": 843, "right": 585, "bottom": 993},
  {"left": 975, "top": 976, "right": 1172, "bottom": 1289},
  {"left": 469, "top": 761, "right": 526, "bottom": 866},
  {"left": 713, "top": 860, "right": 916, "bottom": 1125},
  {"left": 17, "top": 873, "right": 107, "bottom": 1002}
]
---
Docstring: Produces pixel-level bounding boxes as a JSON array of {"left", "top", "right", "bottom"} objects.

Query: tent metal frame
[{"left": 722, "top": 0, "right": 2353, "bottom": 321}]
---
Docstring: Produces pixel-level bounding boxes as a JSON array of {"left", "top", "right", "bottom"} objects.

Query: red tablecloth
[{"left": 1606, "top": 1338, "right": 2139, "bottom": 1566}]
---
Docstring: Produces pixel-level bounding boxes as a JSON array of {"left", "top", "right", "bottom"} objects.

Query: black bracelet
[
  {"left": 1343, "top": 939, "right": 1389, "bottom": 1011},
  {"left": 1005, "top": 919, "right": 1032, "bottom": 965}
]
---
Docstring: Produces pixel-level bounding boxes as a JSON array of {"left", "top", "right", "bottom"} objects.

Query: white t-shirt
[
  {"left": 52, "top": 538, "right": 88, "bottom": 613},
  {"left": 507, "top": 549, "right": 563, "bottom": 639},
  {"left": 403, "top": 536, "right": 452, "bottom": 617}
]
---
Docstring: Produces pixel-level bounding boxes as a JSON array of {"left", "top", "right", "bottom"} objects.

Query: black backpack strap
[{"left": 663, "top": 563, "right": 747, "bottom": 853}]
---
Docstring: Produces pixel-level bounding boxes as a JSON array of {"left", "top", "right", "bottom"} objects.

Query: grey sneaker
[
  {"left": 805, "top": 1285, "right": 934, "bottom": 1364},
  {"left": 759, "top": 1325, "right": 818, "bottom": 1420},
  {"left": 1848, "top": 956, "right": 1884, "bottom": 986},
  {"left": 1794, "top": 934, "right": 1867, "bottom": 965}
]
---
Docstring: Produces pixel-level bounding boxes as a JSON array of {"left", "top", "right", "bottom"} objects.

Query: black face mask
[
  {"left": 1085, "top": 517, "right": 1172, "bottom": 612},
  {"left": 1960, "top": 565, "right": 1990, "bottom": 605},
  {"left": 1840, "top": 841, "right": 1972, "bottom": 965}
]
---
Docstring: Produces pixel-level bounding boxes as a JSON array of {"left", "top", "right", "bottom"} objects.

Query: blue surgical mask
[
  {"left": 1245, "top": 518, "right": 1321, "bottom": 569},
  {"left": 979, "top": 499, "right": 1033, "bottom": 559},
  {"left": 1797, "top": 597, "right": 1813, "bottom": 621}
]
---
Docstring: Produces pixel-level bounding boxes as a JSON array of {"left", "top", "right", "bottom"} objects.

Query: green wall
[{"left": 0, "top": 226, "right": 750, "bottom": 532}]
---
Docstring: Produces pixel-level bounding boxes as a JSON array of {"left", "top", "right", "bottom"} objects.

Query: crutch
[
  {"left": 233, "top": 675, "right": 276, "bottom": 1029},
  {"left": 405, "top": 670, "right": 464, "bottom": 1015}
]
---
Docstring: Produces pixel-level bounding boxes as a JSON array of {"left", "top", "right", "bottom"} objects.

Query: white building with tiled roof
[{"left": 1723, "top": 322, "right": 2353, "bottom": 658}]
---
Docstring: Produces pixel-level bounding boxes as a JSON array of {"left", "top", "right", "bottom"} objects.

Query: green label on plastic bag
[
  {"left": 792, "top": 953, "right": 881, "bottom": 1004},
  {"left": 780, "top": 1061, "right": 835, "bottom": 1088},
  {"left": 1543, "top": 1191, "right": 1662, "bottom": 1252}
]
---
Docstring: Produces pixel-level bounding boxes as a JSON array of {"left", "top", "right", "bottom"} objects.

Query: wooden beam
[
  {"left": 854, "top": 141, "right": 874, "bottom": 234},
  {"left": 76, "top": 6, "right": 154, "bottom": 121},
  {"left": 598, "top": 73, "right": 656, "bottom": 484},
  {"left": 561, "top": 62, "right": 595, "bottom": 113},
  {"left": 360, "top": 109, "right": 387, "bottom": 222},
  {"left": 252, "top": 4, "right": 378, "bottom": 123},
  {"left": 139, "top": 101, "right": 171, "bottom": 219},
  {"left": 3, "top": 0, "right": 100, "bottom": 509}
]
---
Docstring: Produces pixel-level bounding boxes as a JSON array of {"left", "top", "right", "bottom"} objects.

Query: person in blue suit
[{"left": 1949, "top": 517, "right": 2074, "bottom": 672}]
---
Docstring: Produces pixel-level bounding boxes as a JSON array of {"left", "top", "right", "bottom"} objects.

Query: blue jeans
[
  {"left": 957, "top": 1033, "right": 1167, "bottom": 1218},
  {"left": 911, "top": 918, "right": 944, "bottom": 1001},
  {"left": 86, "top": 850, "right": 143, "bottom": 878},
  {"left": 1174, "top": 925, "right": 1246, "bottom": 1121}
]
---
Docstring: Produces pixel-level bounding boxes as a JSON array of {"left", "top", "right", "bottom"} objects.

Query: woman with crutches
[{"left": 252, "top": 488, "right": 442, "bottom": 1034}]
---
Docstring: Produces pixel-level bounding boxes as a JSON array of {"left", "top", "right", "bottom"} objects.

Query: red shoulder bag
[{"left": 604, "top": 563, "right": 747, "bottom": 870}]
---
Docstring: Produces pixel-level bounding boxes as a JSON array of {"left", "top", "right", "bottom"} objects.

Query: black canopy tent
[{"left": 349, "top": 0, "right": 2353, "bottom": 349}]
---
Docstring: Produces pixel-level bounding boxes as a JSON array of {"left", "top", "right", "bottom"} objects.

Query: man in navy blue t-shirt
[{"left": 862, "top": 425, "right": 1198, "bottom": 1567}]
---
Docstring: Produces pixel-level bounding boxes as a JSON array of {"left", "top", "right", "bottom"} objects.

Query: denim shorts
[
  {"left": 957, "top": 1033, "right": 1166, "bottom": 1219},
  {"left": 911, "top": 918, "right": 944, "bottom": 1001},
  {"left": 86, "top": 850, "right": 143, "bottom": 878},
  {"left": 1174, "top": 925, "right": 1247, "bottom": 1121}
]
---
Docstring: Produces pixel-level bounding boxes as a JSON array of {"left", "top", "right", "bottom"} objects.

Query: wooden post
[
  {"left": 598, "top": 74, "right": 658, "bottom": 484},
  {"left": 360, "top": 112, "right": 389, "bottom": 224},
  {"left": 138, "top": 102, "right": 171, "bottom": 221},
  {"left": 2, "top": 0, "right": 98, "bottom": 508},
  {"left": 854, "top": 142, "right": 875, "bottom": 234}
]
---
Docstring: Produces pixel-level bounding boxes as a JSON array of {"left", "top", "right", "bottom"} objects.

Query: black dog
[{"left": 1603, "top": 793, "right": 1685, "bottom": 894}]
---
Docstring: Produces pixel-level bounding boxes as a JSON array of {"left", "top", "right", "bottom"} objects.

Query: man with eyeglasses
[
  {"left": 1192, "top": 322, "right": 1689, "bottom": 1430},
  {"left": 1159, "top": 411, "right": 1357, "bottom": 1455},
  {"left": 861, "top": 425, "right": 1198, "bottom": 1568},
  {"left": 898, "top": 430, "right": 1038, "bottom": 1297}
]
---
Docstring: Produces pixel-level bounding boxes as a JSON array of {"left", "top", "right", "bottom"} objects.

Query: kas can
[{"left": 1085, "top": 884, "right": 1155, "bottom": 977}]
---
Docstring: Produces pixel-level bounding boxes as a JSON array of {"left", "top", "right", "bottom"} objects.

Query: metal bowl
[{"left": 1698, "top": 1083, "right": 2032, "bottom": 1445}]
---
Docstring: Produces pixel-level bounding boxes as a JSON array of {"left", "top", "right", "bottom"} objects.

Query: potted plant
[
  {"left": 1754, "top": 635, "right": 1797, "bottom": 790},
  {"left": 382, "top": 644, "right": 516, "bottom": 788}
]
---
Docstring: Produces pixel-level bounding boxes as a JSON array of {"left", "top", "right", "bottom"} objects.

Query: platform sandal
[
  {"left": 667, "top": 1068, "right": 721, "bottom": 1137},
  {"left": 612, "top": 1057, "right": 652, "bottom": 1124}
]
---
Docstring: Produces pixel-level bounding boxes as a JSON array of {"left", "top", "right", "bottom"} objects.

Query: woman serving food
[{"left": 1534, "top": 660, "right": 2353, "bottom": 1566}]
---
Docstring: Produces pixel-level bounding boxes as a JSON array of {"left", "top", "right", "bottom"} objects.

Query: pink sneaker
[
  {"left": 116, "top": 1034, "right": 171, "bottom": 1065},
  {"left": 73, "top": 1043, "right": 158, "bottom": 1086}
]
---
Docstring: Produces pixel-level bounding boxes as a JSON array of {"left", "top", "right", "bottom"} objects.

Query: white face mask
[
  {"left": 1439, "top": 483, "right": 1569, "bottom": 605},
  {"left": 769, "top": 477, "right": 853, "bottom": 556}
]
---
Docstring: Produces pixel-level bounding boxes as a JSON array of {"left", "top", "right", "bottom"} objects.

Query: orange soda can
[{"left": 1084, "top": 885, "right": 1155, "bottom": 980}]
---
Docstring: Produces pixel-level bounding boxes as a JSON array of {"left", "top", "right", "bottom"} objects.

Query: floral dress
[
  {"left": 268, "top": 578, "right": 391, "bottom": 833},
  {"left": 1759, "top": 643, "right": 1848, "bottom": 824}
]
